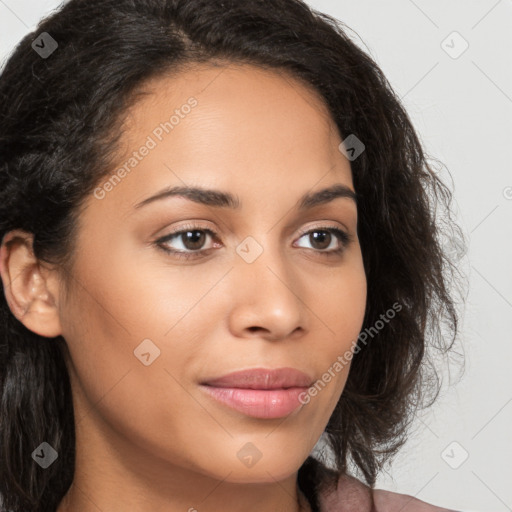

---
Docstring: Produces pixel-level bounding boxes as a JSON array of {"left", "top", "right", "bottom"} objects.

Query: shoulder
[
  {"left": 315, "top": 470, "right": 459, "bottom": 512},
  {"left": 372, "top": 488, "right": 460, "bottom": 512}
]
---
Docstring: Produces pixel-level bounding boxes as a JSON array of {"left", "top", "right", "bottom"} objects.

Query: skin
[{"left": 0, "top": 63, "right": 367, "bottom": 512}]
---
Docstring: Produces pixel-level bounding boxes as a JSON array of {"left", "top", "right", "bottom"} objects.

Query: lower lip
[{"left": 200, "top": 385, "right": 308, "bottom": 419}]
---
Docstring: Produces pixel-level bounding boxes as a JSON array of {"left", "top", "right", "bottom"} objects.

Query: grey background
[{"left": 1, "top": 1, "right": 511, "bottom": 511}]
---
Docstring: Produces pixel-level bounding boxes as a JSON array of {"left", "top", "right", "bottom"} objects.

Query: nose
[{"left": 227, "top": 243, "right": 309, "bottom": 341}]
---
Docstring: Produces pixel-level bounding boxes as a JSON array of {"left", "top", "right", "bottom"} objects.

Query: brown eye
[
  {"left": 179, "top": 230, "right": 208, "bottom": 251},
  {"left": 295, "top": 227, "right": 350, "bottom": 254},
  {"left": 156, "top": 227, "right": 218, "bottom": 258},
  {"left": 155, "top": 224, "right": 351, "bottom": 261},
  {"left": 307, "top": 230, "right": 332, "bottom": 250}
]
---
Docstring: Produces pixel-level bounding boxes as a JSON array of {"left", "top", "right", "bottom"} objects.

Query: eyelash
[{"left": 154, "top": 223, "right": 352, "bottom": 261}]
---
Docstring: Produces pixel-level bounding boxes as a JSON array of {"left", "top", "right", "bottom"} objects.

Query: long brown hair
[{"left": 0, "top": 1, "right": 466, "bottom": 510}]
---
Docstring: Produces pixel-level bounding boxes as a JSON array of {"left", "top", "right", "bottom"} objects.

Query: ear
[{"left": 0, "top": 229, "right": 62, "bottom": 338}]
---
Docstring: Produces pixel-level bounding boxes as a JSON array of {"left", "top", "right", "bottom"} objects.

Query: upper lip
[{"left": 201, "top": 367, "right": 313, "bottom": 389}]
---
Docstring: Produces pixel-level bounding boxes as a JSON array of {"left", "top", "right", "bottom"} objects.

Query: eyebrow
[{"left": 133, "top": 183, "right": 357, "bottom": 210}]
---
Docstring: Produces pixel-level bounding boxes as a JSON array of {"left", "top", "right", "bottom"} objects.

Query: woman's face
[{"left": 56, "top": 63, "right": 366, "bottom": 491}]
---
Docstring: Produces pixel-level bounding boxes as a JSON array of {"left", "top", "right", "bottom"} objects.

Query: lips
[
  {"left": 199, "top": 367, "right": 314, "bottom": 419},
  {"left": 201, "top": 367, "right": 314, "bottom": 389}
]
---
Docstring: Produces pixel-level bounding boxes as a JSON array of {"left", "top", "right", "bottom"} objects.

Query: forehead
[
  {"left": 121, "top": 61, "right": 342, "bottom": 158},
  {"left": 86, "top": 62, "right": 353, "bottom": 218},
  {"left": 135, "top": 61, "right": 333, "bottom": 117}
]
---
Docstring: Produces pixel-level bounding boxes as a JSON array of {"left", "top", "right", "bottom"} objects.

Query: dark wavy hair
[{"left": 0, "top": 0, "right": 466, "bottom": 511}]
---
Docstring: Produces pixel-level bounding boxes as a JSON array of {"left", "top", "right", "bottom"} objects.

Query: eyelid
[
  {"left": 158, "top": 220, "right": 351, "bottom": 240},
  {"left": 161, "top": 221, "right": 216, "bottom": 236},
  {"left": 295, "top": 222, "right": 352, "bottom": 241}
]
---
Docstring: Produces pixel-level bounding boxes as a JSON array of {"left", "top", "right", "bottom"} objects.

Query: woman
[{"left": 0, "top": 0, "right": 465, "bottom": 511}]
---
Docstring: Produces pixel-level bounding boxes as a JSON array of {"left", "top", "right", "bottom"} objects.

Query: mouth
[
  {"left": 200, "top": 385, "right": 309, "bottom": 419},
  {"left": 199, "top": 367, "right": 313, "bottom": 419}
]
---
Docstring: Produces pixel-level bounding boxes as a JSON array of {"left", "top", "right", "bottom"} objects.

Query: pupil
[
  {"left": 311, "top": 231, "right": 330, "bottom": 250},
  {"left": 183, "top": 230, "right": 205, "bottom": 250}
]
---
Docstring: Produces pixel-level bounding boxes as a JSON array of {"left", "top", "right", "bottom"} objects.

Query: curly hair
[{"left": 0, "top": 0, "right": 466, "bottom": 511}]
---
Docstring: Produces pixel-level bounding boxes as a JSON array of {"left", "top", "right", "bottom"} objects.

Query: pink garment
[{"left": 316, "top": 473, "right": 460, "bottom": 512}]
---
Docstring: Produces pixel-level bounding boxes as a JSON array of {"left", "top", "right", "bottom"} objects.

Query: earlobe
[{"left": 0, "top": 229, "right": 62, "bottom": 338}]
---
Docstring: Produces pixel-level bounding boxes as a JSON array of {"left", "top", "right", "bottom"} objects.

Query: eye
[
  {"left": 154, "top": 223, "right": 352, "bottom": 261},
  {"left": 155, "top": 224, "right": 220, "bottom": 260},
  {"left": 294, "top": 226, "right": 351, "bottom": 255}
]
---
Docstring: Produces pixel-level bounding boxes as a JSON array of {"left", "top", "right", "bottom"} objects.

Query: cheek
[
  {"left": 307, "top": 256, "right": 367, "bottom": 385},
  {"left": 318, "top": 258, "right": 367, "bottom": 342},
  {"left": 58, "top": 239, "right": 223, "bottom": 401},
  {"left": 58, "top": 260, "right": 211, "bottom": 464}
]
